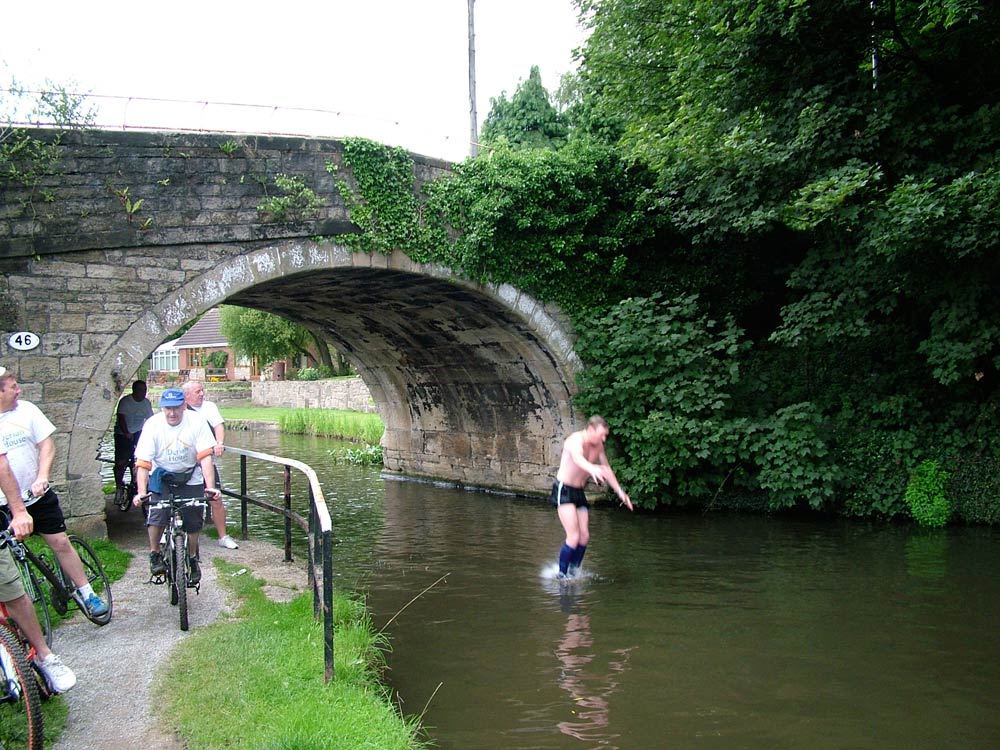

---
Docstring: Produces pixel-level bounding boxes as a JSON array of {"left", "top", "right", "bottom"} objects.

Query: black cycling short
[
  {"left": 1, "top": 489, "right": 68, "bottom": 536},
  {"left": 551, "top": 481, "right": 589, "bottom": 509}
]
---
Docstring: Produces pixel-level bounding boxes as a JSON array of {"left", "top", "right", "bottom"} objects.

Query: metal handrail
[
  {"left": 220, "top": 445, "right": 335, "bottom": 682},
  {"left": 97, "top": 442, "right": 336, "bottom": 682}
]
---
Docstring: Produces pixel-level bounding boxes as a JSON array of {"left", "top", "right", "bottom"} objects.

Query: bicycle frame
[
  {"left": 0, "top": 503, "right": 113, "bottom": 646},
  {"left": 114, "top": 454, "right": 138, "bottom": 513},
  {"left": 146, "top": 485, "right": 206, "bottom": 632}
]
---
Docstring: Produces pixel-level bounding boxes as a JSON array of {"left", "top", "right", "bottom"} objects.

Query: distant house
[
  {"left": 148, "top": 308, "right": 258, "bottom": 382},
  {"left": 149, "top": 338, "right": 180, "bottom": 378}
]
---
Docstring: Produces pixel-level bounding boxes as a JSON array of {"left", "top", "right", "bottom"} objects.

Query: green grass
[
  {"left": 222, "top": 406, "right": 384, "bottom": 445},
  {"left": 218, "top": 405, "right": 284, "bottom": 423},
  {"left": 159, "top": 559, "right": 425, "bottom": 750}
]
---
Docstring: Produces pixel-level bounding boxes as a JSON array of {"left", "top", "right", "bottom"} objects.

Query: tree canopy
[
  {"left": 565, "top": 0, "right": 1000, "bottom": 519},
  {"left": 423, "top": 0, "right": 999, "bottom": 521},
  {"left": 479, "top": 66, "right": 568, "bottom": 149}
]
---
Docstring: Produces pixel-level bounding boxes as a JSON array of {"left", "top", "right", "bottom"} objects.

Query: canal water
[{"left": 222, "top": 428, "right": 1000, "bottom": 750}]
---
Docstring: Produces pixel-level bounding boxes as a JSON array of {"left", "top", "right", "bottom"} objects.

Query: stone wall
[{"left": 251, "top": 377, "right": 376, "bottom": 412}]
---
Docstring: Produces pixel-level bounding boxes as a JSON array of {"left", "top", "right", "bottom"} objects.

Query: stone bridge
[{"left": 0, "top": 129, "right": 581, "bottom": 535}]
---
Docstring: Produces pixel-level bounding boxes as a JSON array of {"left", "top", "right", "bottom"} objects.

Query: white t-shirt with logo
[
  {"left": 134, "top": 410, "right": 216, "bottom": 486},
  {"left": 0, "top": 400, "right": 56, "bottom": 505}
]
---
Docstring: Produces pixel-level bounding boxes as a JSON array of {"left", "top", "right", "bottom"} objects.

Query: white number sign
[{"left": 7, "top": 332, "right": 40, "bottom": 351}]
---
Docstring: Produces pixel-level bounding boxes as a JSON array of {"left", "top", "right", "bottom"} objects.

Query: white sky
[{"left": 0, "top": 0, "right": 586, "bottom": 162}]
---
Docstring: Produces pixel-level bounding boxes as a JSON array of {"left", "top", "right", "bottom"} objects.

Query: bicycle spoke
[{"left": 65, "top": 537, "right": 113, "bottom": 625}]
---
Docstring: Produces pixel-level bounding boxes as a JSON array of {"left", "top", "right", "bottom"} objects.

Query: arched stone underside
[{"left": 47, "top": 242, "right": 581, "bottom": 534}]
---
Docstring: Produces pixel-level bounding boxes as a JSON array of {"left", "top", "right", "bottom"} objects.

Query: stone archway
[{"left": 61, "top": 243, "right": 580, "bottom": 533}]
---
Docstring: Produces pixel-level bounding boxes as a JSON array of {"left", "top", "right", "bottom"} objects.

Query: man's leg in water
[
  {"left": 557, "top": 502, "right": 582, "bottom": 577},
  {"left": 568, "top": 507, "right": 590, "bottom": 574}
]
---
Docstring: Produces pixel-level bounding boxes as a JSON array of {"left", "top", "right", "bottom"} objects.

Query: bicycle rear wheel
[
  {"left": 0, "top": 624, "right": 44, "bottom": 750},
  {"left": 175, "top": 533, "right": 189, "bottom": 632},
  {"left": 60, "top": 537, "right": 113, "bottom": 625},
  {"left": 113, "top": 483, "right": 130, "bottom": 513},
  {"left": 17, "top": 565, "right": 52, "bottom": 649}
]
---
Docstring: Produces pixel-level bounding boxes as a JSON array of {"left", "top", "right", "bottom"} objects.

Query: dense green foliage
[
  {"left": 325, "top": 0, "right": 1000, "bottom": 523},
  {"left": 426, "top": 138, "right": 668, "bottom": 319},
  {"left": 219, "top": 305, "right": 345, "bottom": 375},
  {"left": 480, "top": 66, "right": 568, "bottom": 149},
  {"left": 574, "top": 294, "right": 837, "bottom": 510},
  {"left": 905, "top": 460, "right": 952, "bottom": 528},
  {"left": 561, "top": 0, "right": 1000, "bottom": 520}
]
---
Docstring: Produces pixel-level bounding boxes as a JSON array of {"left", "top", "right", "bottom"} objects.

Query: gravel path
[{"left": 50, "top": 505, "right": 308, "bottom": 750}]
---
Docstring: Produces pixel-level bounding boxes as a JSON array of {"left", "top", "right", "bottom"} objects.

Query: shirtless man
[{"left": 552, "top": 415, "right": 632, "bottom": 578}]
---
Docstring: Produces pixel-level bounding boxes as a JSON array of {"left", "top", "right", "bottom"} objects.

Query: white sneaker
[
  {"left": 218, "top": 535, "right": 239, "bottom": 549},
  {"left": 35, "top": 653, "right": 76, "bottom": 693}
]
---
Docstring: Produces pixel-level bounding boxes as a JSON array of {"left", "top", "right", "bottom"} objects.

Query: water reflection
[{"left": 553, "top": 601, "right": 634, "bottom": 750}]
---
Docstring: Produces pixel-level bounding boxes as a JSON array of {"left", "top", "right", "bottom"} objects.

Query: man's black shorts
[
  {"left": 24, "top": 490, "right": 68, "bottom": 535},
  {"left": 551, "top": 481, "right": 589, "bottom": 509}
]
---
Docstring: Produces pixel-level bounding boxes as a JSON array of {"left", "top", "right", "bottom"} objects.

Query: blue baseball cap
[{"left": 159, "top": 388, "right": 185, "bottom": 407}]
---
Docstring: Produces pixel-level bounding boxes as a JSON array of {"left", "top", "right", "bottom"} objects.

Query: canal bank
[{"left": 51, "top": 495, "right": 423, "bottom": 750}]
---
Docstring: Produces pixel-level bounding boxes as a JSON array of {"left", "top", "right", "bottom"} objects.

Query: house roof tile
[{"left": 173, "top": 308, "right": 227, "bottom": 349}]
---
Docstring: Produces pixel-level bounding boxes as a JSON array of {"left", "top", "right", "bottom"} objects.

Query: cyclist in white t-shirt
[{"left": 133, "top": 389, "right": 221, "bottom": 582}]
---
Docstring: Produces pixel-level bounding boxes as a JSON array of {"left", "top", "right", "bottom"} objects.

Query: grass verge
[
  {"left": 157, "top": 558, "right": 425, "bottom": 750},
  {"left": 222, "top": 406, "right": 385, "bottom": 445}
]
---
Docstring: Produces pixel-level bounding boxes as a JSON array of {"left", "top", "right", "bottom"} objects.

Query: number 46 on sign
[{"left": 7, "top": 332, "right": 40, "bottom": 351}]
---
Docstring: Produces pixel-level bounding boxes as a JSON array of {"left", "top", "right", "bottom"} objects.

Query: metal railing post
[
  {"left": 323, "top": 527, "right": 334, "bottom": 682},
  {"left": 283, "top": 465, "right": 293, "bottom": 563}
]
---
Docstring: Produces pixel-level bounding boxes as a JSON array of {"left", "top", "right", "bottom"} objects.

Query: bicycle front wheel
[
  {"left": 0, "top": 624, "right": 44, "bottom": 750},
  {"left": 62, "top": 537, "right": 113, "bottom": 625},
  {"left": 175, "top": 533, "right": 189, "bottom": 632},
  {"left": 17, "top": 564, "right": 52, "bottom": 649}
]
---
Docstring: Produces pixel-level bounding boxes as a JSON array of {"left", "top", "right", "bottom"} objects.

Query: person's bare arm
[
  {"left": 33, "top": 436, "right": 55, "bottom": 497},
  {"left": 200, "top": 454, "right": 221, "bottom": 498},
  {"left": 566, "top": 432, "right": 605, "bottom": 485},
  {"left": 0, "top": 454, "right": 33, "bottom": 539},
  {"left": 133, "top": 464, "right": 150, "bottom": 506},
  {"left": 212, "top": 422, "right": 225, "bottom": 457},
  {"left": 595, "top": 450, "right": 633, "bottom": 511}
]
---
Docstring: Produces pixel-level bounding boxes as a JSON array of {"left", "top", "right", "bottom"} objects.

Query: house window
[{"left": 151, "top": 349, "right": 179, "bottom": 372}]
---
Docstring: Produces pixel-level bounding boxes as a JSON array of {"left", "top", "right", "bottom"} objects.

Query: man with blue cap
[{"left": 132, "top": 388, "right": 221, "bottom": 581}]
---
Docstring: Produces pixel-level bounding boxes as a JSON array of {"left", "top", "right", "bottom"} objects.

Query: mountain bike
[
  {"left": 143, "top": 485, "right": 214, "bottom": 632},
  {"left": 1, "top": 503, "right": 113, "bottom": 647},
  {"left": 0, "top": 531, "right": 45, "bottom": 750}
]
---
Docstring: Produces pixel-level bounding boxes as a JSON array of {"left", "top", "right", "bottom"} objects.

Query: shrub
[
  {"left": 949, "top": 453, "right": 1000, "bottom": 525},
  {"left": 904, "top": 460, "right": 952, "bottom": 528},
  {"left": 295, "top": 367, "right": 322, "bottom": 381}
]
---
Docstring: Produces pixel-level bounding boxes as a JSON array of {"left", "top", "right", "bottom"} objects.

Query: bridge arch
[
  {"left": 18, "top": 242, "right": 581, "bottom": 534},
  {"left": 0, "top": 129, "right": 584, "bottom": 535}
]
